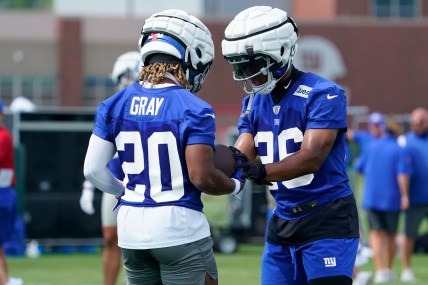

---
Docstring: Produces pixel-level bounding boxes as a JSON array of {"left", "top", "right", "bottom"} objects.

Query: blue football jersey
[
  {"left": 404, "top": 131, "right": 428, "bottom": 204},
  {"left": 351, "top": 130, "right": 374, "bottom": 172},
  {"left": 107, "top": 157, "right": 125, "bottom": 181},
  {"left": 93, "top": 83, "right": 216, "bottom": 212},
  {"left": 238, "top": 72, "right": 352, "bottom": 220},
  {"left": 360, "top": 134, "right": 412, "bottom": 212}
]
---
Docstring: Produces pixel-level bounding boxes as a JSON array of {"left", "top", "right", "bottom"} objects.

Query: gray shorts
[
  {"left": 404, "top": 205, "right": 428, "bottom": 238},
  {"left": 121, "top": 237, "right": 218, "bottom": 285},
  {"left": 367, "top": 209, "right": 399, "bottom": 235}
]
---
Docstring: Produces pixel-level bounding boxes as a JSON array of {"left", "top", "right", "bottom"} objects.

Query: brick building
[{"left": 0, "top": 0, "right": 427, "bottom": 133}]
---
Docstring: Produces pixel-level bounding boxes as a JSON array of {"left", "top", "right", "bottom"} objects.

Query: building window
[
  {"left": 0, "top": 75, "right": 57, "bottom": 107},
  {"left": 83, "top": 77, "right": 116, "bottom": 107},
  {"left": 373, "top": 0, "right": 418, "bottom": 18}
]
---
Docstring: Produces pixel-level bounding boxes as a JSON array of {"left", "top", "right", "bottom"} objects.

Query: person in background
[
  {"left": 79, "top": 51, "right": 141, "bottom": 285},
  {"left": 9, "top": 97, "right": 36, "bottom": 114},
  {"left": 356, "top": 116, "right": 411, "bottom": 283},
  {"left": 84, "top": 9, "right": 246, "bottom": 285},
  {"left": 399, "top": 107, "right": 428, "bottom": 283},
  {"left": 347, "top": 114, "right": 383, "bottom": 285},
  {"left": 347, "top": 112, "right": 388, "bottom": 172},
  {"left": 0, "top": 99, "right": 23, "bottom": 285},
  {"left": 222, "top": 6, "right": 359, "bottom": 285},
  {"left": 352, "top": 242, "right": 374, "bottom": 285}
]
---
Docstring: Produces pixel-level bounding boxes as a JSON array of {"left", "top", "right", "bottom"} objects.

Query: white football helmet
[
  {"left": 111, "top": 51, "right": 142, "bottom": 90},
  {"left": 222, "top": 6, "right": 299, "bottom": 96},
  {"left": 139, "top": 9, "right": 214, "bottom": 93}
]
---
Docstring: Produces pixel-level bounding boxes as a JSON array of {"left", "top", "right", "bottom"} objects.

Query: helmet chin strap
[
  {"left": 242, "top": 92, "right": 254, "bottom": 117},
  {"left": 242, "top": 60, "right": 293, "bottom": 117}
]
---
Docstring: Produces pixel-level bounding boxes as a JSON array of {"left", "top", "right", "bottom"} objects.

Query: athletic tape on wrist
[{"left": 230, "top": 178, "right": 241, "bottom": 195}]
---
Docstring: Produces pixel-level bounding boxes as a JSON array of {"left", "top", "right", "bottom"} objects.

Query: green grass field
[
  {"left": 7, "top": 243, "right": 428, "bottom": 285},
  {"left": 8, "top": 171, "right": 428, "bottom": 285}
]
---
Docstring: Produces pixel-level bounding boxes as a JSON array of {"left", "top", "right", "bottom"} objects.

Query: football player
[
  {"left": 222, "top": 6, "right": 359, "bottom": 285},
  {"left": 0, "top": 99, "right": 23, "bottom": 285},
  {"left": 79, "top": 51, "right": 140, "bottom": 285},
  {"left": 84, "top": 9, "right": 245, "bottom": 285}
]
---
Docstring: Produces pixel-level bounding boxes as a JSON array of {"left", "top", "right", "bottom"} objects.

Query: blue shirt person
[{"left": 399, "top": 107, "right": 428, "bottom": 282}]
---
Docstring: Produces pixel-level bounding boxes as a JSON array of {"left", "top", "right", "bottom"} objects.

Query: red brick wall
[
  {"left": 203, "top": 20, "right": 428, "bottom": 118},
  {"left": 337, "top": 0, "right": 370, "bottom": 16},
  {"left": 58, "top": 18, "right": 83, "bottom": 107},
  {"left": 291, "top": 22, "right": 428, "bottom": 114}
]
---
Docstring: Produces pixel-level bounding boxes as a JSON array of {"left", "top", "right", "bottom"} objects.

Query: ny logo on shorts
[{"left": 323, "top": 257, "right": 336, "bottom": 267}]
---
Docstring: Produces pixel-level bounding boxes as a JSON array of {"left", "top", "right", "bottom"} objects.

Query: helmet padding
[{"left": 139, "top": 9, "right": 214, "bottom": 93}]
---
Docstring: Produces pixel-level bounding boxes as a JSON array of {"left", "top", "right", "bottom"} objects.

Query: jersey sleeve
[
  {"left": 93, "top": 103, "right": 113, "bottom": 142},
  {"left": 182, "top": 107, "right": 216, "bottom": 146},
  {"left": 353, "top": 131, "right": 367, "bottom": 145},
  {"left": 306, "top": 85, "right": 347, "bottom": 130},
  {"left": 237, "top": 96, "right": 253, "bottom": 134}
]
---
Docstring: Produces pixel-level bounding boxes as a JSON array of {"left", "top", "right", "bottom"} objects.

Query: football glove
[
  {"left": 228, "top": 146, "right": 249, "bottom": 164},
  {"left": 228, "top": 146, "right": 249, "bottom": 199},
  {"left": 237, "top": 162, "right": 273, "bottom": 186},
  {"left": 80, "top": 181, "right": 95, "bottom": 215},
  {"left": 228, "top": 146, "right": 249, "bottom": 185}
]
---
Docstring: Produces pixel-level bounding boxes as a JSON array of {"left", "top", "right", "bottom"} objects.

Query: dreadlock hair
[{"left": 139, "top": 62, "right": 192, "bottom": 90}]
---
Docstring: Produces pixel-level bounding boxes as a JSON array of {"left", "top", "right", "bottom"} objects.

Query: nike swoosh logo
[
  {"left": 327, "top": 94, "right": 338, "bottom": 99},
  {"left": 205, "top": 113, "right": 215, "bottom": 119}
]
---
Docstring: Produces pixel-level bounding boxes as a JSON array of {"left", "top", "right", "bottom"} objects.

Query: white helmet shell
[
  {"left": 222, "top": 6, "right": 298, "bottom": 67},
  {"left": 110, "top": 51, "right": 141, "bottom": 88},
  {"left": 139, "top": 9, "right": 214, "bottom": 93}
]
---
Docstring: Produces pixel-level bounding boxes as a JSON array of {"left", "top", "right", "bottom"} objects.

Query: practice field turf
[{"left": 7, "top": 243, "right": 428, "bottom": 285}]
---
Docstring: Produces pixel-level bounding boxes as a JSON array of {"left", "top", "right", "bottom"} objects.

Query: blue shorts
[
  {"left": 0, "top": 187, "right": 17, "bottom": 245},
  {"left": 261, "top": 238, "right": 358, "bottom": 285}
]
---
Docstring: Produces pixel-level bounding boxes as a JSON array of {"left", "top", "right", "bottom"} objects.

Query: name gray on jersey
[{"left": 130, "top": 97, "right": 165, "bottom": 116}]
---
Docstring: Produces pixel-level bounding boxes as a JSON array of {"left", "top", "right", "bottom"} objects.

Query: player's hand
[
  {"left": 229, "top": 146, "right": 248, "bottom": 199},
  {"left": 227, "top": 147, "right": 249, "bottom": 199},
  {"left": 80, "top": 187, "right": 95, "bottom": 215},
  {"left": 237, "top": 162, "right": 273, "bottom": 186},
  {"left": 228, "top": 146, "right": 249, "bottom": 164},
  {"left": 228, "top": 146, "right": 249, "bottom": 183}
]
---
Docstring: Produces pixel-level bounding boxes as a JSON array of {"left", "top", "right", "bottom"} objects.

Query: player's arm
[
  {"left": 185, "top": 144, "right": 242, "bottom": 196},
  {"left": 265, "top": 128, "right": 337, "bottom": 182},
  {"left": 234, "top": 132, "right": 257, "bottom": 162},
  {"left": 83, "top": 134, "right": 124, "bottom": 196}
]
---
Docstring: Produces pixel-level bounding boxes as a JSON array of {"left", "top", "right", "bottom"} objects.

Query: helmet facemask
[
  {"left": 228, "top": 55, "right": 279, "bottom": 95},
  {"left": 226, "top": 45, "right": 295, "bottom": 96}
]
